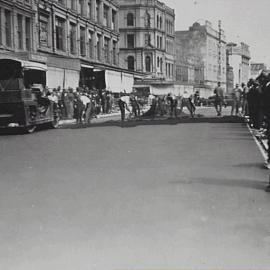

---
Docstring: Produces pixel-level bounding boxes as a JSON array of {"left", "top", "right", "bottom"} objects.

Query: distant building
[
  {"left": 175, "top": 27, "right": 205, "bottom": 97},
  {"left": 175, "top": 21, "right": 227, "bottom": 98},
  {"left": 250, "top": 63, "right": 267, "bottom": 79},
  {"left": 118, "top": 0, "right": 175, "bottom": 95},
  {"left": 226, "top": 42, "right": 251, "bottom": 92},
  {"left": 0, "top": 0, "right": 138, "bottom": 93}
]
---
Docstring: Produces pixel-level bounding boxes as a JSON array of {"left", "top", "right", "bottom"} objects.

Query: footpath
[{"left": 59, "top": 111, "right": 120, "bottom": 125}]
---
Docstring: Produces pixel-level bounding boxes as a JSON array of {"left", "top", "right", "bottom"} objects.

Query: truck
[{"left": 0, "top": 58, "right": 59, "bottom": 133}]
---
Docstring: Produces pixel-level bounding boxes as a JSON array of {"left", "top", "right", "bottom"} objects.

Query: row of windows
[
  {"left": 166, "top": 63, "right": 174, "bottom": 77},
  {"left": 166, "top": 40, "right": 173, "bottom": 53},
  {"left": 127, "top": 55, "right": 173, "bottom": 77},
  {"left": 127, "top": 33, "right": 172, "bottom": 50},
  {"left": 156, "top": 35, "right": 163, "bottom": 49},
  {"left": 157, "top": 56, "right": 163, "bottom": 72},
  {"left": 156, "top": 14, "right": 163, "bottom": 29},
  {"left": 175, "top": 66, "right": 204, "bottom": 83},
  {"left": 127, "top": 55, "right": 151, "bottom": 72},
  {"left": 126, "top": 12, "right": 173, "bottom": 32},
  {"left": 127, "top": 12, "right": 151, "bottom": 28},
  {"left": 40, "top": 15, "right": 118, "bottom": 64},
  {"left": 208, "top": 64, "right": 226, "bottom": 75},
  {"left": 166, "top": 19, "right": 174, "bottom": 34},
  {"left": 0, "top": 8, "right": 31, "bottom": 51},
  {"left": 56, "top": 0, "right": 117, "bottom": 30},
  {"left": 16, "top": 0, "right": 31, "bottom": 5}
]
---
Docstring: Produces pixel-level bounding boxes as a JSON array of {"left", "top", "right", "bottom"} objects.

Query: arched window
[
  {"left": 127, "top": 13, "right": 134, "bottom": 26},
  {"left": 145, "top": 12, "right": 151, "bottom": 27},
  {"left": 160, "top": 58, "right": 163, "bottom": 72},
  {"left": 127, "top": 56, "right": 135, "bottom": 70},
  {"left": 145, "top": 56, "right": 151, "bottom": 72}
]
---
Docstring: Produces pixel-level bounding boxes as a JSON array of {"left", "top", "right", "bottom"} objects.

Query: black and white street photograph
[{"left": 1, "top": 0, "right": 270, "bottom": 269}]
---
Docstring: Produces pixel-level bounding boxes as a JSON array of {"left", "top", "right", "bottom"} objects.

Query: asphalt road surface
[{"left": 0, "top": 114, "right": 270, "bottom": 270}]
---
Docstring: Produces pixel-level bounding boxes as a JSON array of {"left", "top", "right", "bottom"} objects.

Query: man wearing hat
[
  {"left": 231, "top": 83, "right": 243, "bottom": 116},
  {"left": 213, "top": 82, "right": 224, "bottom": 116}
]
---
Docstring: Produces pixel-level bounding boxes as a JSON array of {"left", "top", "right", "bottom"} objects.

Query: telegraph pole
[{"left": 218, "top": 20, "right": 222, "bottom": 82}]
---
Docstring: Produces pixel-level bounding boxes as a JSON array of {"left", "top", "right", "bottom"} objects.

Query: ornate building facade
[
  {"left": 118, "top": 0, "right": 175, "bottom": 95},
  {"left": 0, "top": 0, "right": 136, "bottom": 92},
  {"left": 0, "top": 0, "right": 37, "bottom": 61}
]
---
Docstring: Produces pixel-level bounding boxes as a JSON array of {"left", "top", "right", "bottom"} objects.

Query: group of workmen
[{"left": 118, "top": 91, "right": 196, "bottom": 122}]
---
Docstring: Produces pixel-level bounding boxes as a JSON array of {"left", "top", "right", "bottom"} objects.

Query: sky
[{"left": 163, "top": 0, "right": 270, "bottom": 67}]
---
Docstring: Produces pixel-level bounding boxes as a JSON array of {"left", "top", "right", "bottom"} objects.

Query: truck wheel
[{"left": 25, "top": 125, "right": 36, "bottom": 134}]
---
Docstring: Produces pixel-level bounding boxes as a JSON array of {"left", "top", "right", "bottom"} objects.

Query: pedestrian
[
  {"left": 74, "top": 91, "right": 84, "bottom": 124},
  {"left": 118, "top": 93, "right": 130, "bottom": 121},
  {"left": 80, "top": 91, "right": 91, "bottom": 124},
  {"left": 231, "top": 84, "right": 242, "bottom": 116},
  {"left": 247, "top": 80, "right": 262, "bottom": 130},
  {"left": 105, "top": 91, "right": 111, "bottom": 114},
  {"left": 256, "top": 72, "right": 270, "bottom": 169},
  {"left": 194, "top": 90, "right": 201, "bottom": 106},
  {"left": 130, "top": 94, "right": 140, "bottom": 117},
  {"left": 213, "top": 82, "right": 224, "bottom": 116},
  {"left": 99, "top": 90, "right": 106, "bottom": 114},
  {"left": 241, "top": 83, "right": 249, "bottom": 116},
  {"left": 179, "top": 91, "right": 194, "bottom": 118},
  {"left": 167, "top": 93, "right": 178, "bottom": 118},
  {"left": 60, "top": 88, "right": 67, "bottom": 118}
]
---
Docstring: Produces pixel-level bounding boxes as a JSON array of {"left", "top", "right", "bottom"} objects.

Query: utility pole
[{"left": 218, "top": 20, "right": 222, "bottom": 82}]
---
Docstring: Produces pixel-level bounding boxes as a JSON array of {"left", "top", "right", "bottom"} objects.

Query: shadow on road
[
  {"left": 0, "top": 125, "right": 53, "bottom": 136},
  {"left": 170, "top": 177, "right": 267, "bottom": 190},
  {"left": 210, "top": 137, "right": 253, "bottom": 141},
  {"left": 0, "top": 116, "right": 244, "bottom": 135},
  {"left": 233, "top": 162, "right": 266, "bottom": 170},
  {"left": 61, "top": 116, "right": 244, "bottom": 130}
]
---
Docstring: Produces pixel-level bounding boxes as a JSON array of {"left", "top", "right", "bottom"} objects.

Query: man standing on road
[
  {"left": 80, "top": 91, "right": 92, "bottom": 124},
  {"left": 167, "top": 93, "right": 178, "bottom": 118},
  {"left": 179, "top": 91, "right": 194, "bottom": 118},
  {"left": 241, "top": 83, "right": 249, "bottom": 116},
  {"left": 231, "top": 84, "right": 243, "bottom": 116},
  {"left": 214, "top": 82, "right": 224, "bottom": 116},
  {"left": 118, "top": 93, "right": 130, "bottom": 122}
]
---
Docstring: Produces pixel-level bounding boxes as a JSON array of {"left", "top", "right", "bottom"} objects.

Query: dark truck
[{"left": 0, "top": 58, "right": 59, "bottom": 133}]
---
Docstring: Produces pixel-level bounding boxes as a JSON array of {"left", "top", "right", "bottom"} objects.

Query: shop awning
[
  {"left": 105, "top": 70, "right": 134, "bottom": 93},
  {"left": 81, "top": 64, "right": 94, "bottom": 69},
  {"left": 22, "top": 61, "right": 47, "bottom": 71},
  {"left": 0, "top": 58, "right": 47, "bottom": 71}
]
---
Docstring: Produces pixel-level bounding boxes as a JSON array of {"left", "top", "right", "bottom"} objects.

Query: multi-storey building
[
  {"left": 226, "top": 42, "right": 251, "bottom": 93},
  {"left": 0, "top": 0, "right": 37, "bottom": 62},
  {"left": 250, "top": 63, "right": 266, "bottom": 80},
  {"left": 118, "top": 0, "right": 175, "bottom": 95},
  {"left": 175, "top": 34, "right": 205, "bottom": 97},
  {"left": 0, "top": 0, "right": 137, "bottom": 92},
  {"left": 176, "top": 21, "right": 227, "bottom": 97}
]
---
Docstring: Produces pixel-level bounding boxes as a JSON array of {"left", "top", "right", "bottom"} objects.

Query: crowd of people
[
  {"left": 213, "top": 72, "right": 270, "bottom": 170},
  {"left": 46, "top": 86, "right": 115, "bottom": 124}
]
